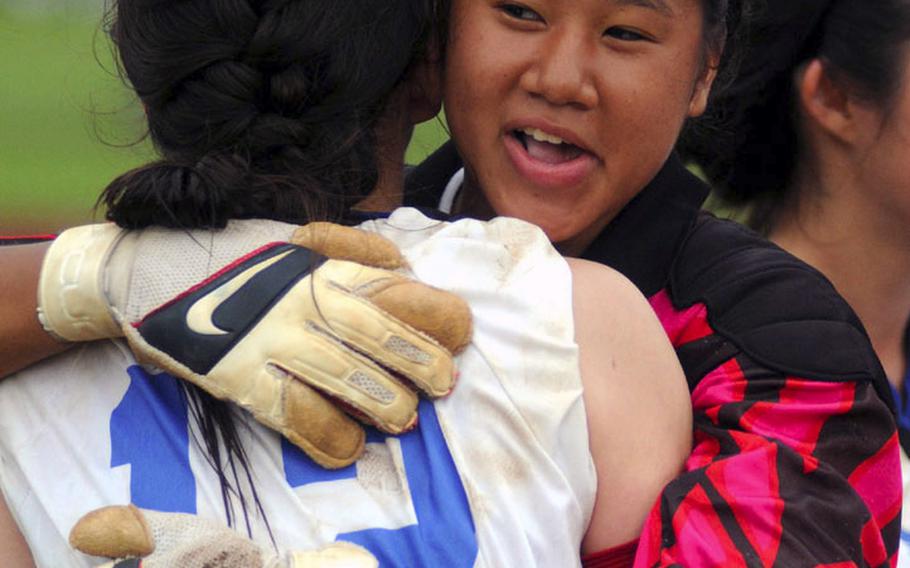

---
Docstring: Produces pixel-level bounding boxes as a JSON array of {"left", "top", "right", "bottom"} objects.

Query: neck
[
  {"left": 553, "top": 220, "right": 610, "bottom": 258},
  {"left": 354, "top": 162, "right": 404, "bottom": 213},
  {"left": 455, "top": 172, "right": 605, "bottom": 257},
  {"left": 771, "top": 162, "right": 910, "bottom": 388},
  {"left": 353, "top": 124, "right": 408, "bottom": 213},
  {"left": 453, "top": 172, "right": 498, "bottom": 221}
]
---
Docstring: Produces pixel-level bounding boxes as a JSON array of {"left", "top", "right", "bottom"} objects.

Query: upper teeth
[{"left": 521, "top": 128, "right": 566, "bottom": 145}]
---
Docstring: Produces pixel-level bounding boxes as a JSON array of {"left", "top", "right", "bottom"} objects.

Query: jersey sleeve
[
  {"left": 633, "top": 349, "right": 900, "bottom": 567},
  {"left": 632, "top": 215, "right": 902, "bottom": 567}
]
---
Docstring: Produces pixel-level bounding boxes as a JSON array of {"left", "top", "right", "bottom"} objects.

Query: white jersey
[{"left": 0, "top": 209, "right": 596, "bottom": 568}]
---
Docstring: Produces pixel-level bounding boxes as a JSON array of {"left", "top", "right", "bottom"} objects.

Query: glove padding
[
  {"left": 69, "top": 504, "right": 378, "bottom": 568},
  {"left": 38, "top": 220, "right": 471, "bottom": 468}
]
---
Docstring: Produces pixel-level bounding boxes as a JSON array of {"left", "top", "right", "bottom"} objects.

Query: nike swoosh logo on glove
[
  {"left": 136, "top": 244, "right": 323, "bottom": 374},
  {"left": 186, "top": 251, "right": 294, "bottom": 336}
]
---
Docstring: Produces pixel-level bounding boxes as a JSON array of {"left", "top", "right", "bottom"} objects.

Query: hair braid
[{"left": 102, "top": 0, "right": 435, "bottom": 229}]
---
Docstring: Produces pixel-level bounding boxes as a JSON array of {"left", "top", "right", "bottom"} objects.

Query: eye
[
  {"left": 499, "top": 3, "right": 543, "bottom": 22},
  {"left": 604, "top": 27, "right": 648, "bottom": 42}
]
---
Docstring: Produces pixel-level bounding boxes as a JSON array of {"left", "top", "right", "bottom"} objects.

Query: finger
[
  {"left": 201, "top": 351, "right": 368, "bottom": 469},
  {"left": 290, "top": 223, "right": 406, "bottom": 270},
  {"left": 272, "top": 368, "right": 369, "bottom": 469},
  {"left": 277, "top": 322, "right": 420, "bottom": 434},
  {"left": 313, "top": 261, "right": 469, "bottom": 397},
  {"left": 290, "top": 225, "right": 472, "bottom": 352},
  {"left": 365, "top": 280, "right": 472, "bottom": 356},
  {"left": 196, "top": 291, "right": 420, "bottom": 435},
  {"left": 125, "top": 323, "right": 368, "bottom": 470},
  {"left": 70, "top": 504, "right": 154, "bottom": 559}
]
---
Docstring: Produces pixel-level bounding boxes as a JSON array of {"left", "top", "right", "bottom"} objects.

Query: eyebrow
[{"left": 611, "top": 0, "right": 675, "bottom": 17}]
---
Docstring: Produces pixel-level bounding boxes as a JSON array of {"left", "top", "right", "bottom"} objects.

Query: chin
[
  {"left": 526, "top": 219, "right": 580, "bottom": 244},
  {"left": 487, "top": 190, "right": 598, "bottom": 245}
]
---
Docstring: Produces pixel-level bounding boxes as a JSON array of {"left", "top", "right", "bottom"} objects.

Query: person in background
[{"left": 685, "top": 0, "right": 910, "bottom": 563}]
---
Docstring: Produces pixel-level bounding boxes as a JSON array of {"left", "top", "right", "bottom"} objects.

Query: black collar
[
  {"left": 403, "top": 141, "right": 467, "bottom": 209},
  {"left": 581, "top": 154, "right": 710, "bottom": 297},
  {"left": 404, "top": 141, "right": 710, "bottom": 296}
]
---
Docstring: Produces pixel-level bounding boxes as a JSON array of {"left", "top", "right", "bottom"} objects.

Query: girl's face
[{"left": 444, "top": 0, "right": 717, "bottom": 250}]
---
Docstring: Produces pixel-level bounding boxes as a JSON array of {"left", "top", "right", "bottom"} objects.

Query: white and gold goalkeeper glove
[
  {"left": 70, "top": 505, "right": 377, "bottom": 568},
  {"left": 37, "top": 220, "right": 471, "bottom": 468}
]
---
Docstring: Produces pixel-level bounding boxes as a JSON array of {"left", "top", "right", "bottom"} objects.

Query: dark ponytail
[
  {"left": 99, "top": 0, "right": 445, "bottom": 531},
  {"left": 103, "top": 155, "right": 247, "bottom": 228},
  {"left": 682, "top": 0, "right": 910, "bottom": 232},
  {"left": 102, "top": 0, "right": 443, "bottom": 229}
]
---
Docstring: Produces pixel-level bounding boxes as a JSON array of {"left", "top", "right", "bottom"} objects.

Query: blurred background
[{"left": 0, "top": 0, "right": 450, "bottom": 234}]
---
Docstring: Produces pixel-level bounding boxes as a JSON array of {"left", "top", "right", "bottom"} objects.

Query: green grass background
[{"left": 0, "top": 7, "right": 450, "bottom": 234}]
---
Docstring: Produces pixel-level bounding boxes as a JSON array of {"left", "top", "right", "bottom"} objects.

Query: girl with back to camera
[
  {"left": 0, "top": 0, "right": 903, "bottom": 565},
  {"left": 685, "top": 0, "right": 910, "bottom": 563},
  {"left": 0, "top": 0, "right": 691, "bottom": 566}
]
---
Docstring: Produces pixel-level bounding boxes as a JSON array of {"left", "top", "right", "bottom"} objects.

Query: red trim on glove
[
  {"left": 135, "top": 241, "right": 287, "bottom": 326},
  {"left": 0, "top": 234, "right": 56, "bottom": 244}
]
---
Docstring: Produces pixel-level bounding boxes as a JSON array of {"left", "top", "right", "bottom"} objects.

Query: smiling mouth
[{"left": 512, "top": 127, "right": 586, "bottom": 164}]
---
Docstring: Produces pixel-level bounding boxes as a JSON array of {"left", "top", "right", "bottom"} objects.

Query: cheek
[
  {"left": 866, "top": 102, "right": 910, "bottom": 189},
  {"left": 597, "top": 74, "right": 689, "bottom": 181},
  {"left": 882, "top": 127, "right": 910, "bottom": 190},
  {"left": 443, "top": 35, "right": 499, "bottom": 140},
  {"left": 603, "top": 53, "right": 701, "bottom": 134}
]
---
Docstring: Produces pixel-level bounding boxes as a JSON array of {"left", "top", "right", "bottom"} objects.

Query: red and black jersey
[{"left": 406, "top": 144, "right": 901, "bottom": 567}]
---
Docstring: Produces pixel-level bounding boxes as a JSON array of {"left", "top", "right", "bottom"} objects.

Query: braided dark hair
[
  {"left": 682, "top": 0, "right": 910, "bottom": 232},
  {"left": 102, "top": 0, "right": 443, "bottom": 229},
  {"left": 99, "top": 0, "right": 445, "bottom": 532}
]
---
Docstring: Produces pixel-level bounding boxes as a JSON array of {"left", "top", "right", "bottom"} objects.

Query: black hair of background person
[
  {"left": 96, "top": 0, "right": 445, "bottom": 533},
  {"left": 681, "top": 0, "right": 910, "bottom": 232}
]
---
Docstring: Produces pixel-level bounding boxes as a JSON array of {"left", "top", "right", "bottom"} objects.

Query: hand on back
[{"left": 37, "top": 220, "right": 471, "bottom": 468}]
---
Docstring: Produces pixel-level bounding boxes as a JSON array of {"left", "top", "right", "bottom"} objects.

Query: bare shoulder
[
  {"left": 565, "top": 257, "right": 656, "bottom": 322},
  {"left": 565, "top": 258, "right": 692, "bottom": 553},
  {"left": 566, "top": 257, "right": 676, "bottom": 366},
  {"left": 566, "top": 257, "right": 688, "bottom": 428}
]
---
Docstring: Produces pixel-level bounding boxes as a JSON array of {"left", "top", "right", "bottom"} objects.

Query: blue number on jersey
[
  {"left": 110, "top": 366, "right": 196, "bottom": 513},
  {"left": 110, "top": 368, "right": 477, "bottom": 566},
  {"left": 282, "top": 400, "right": 478, "bottom": 567}
]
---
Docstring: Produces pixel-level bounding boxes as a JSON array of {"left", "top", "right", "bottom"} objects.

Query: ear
[
  {"left": 404, "top": 47, "right": 443, "bottom": 125},
  {"left": 796, "top": 58, "right": 857, "bottom": 143},
  {"left": 687, "top": 51, "right": 721, "bottom": 117}
]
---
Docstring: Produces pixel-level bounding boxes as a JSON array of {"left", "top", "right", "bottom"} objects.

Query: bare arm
[
  {"left": 568, "top": 258, "right": 692, "bottom": 555},
  {"left": 0, "top": 243, "right": 70, "bottom": 378},
  {"left": 0, "top": 489, "right": 34, "bottom": 568}
]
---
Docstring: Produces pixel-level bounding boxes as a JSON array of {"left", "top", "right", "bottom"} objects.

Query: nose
[{"left": 520, "top": 29, "right": 599, "bottom": 109}]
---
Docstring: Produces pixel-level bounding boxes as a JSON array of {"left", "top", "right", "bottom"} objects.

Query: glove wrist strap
[{"left": 37, "top": 224, "right": 125, "bottom": 341}]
